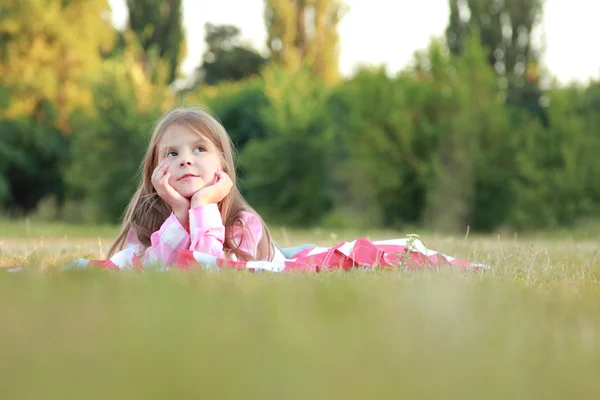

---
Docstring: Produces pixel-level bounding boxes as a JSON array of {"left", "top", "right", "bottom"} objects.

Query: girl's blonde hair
[{"left": 107, "top": 106, "right": 274, "bottom": 262}]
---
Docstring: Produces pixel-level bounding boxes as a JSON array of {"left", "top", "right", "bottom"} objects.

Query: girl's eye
[
  {"left": 193, "top": 146, "right": 205, "bottom": 153},
  {"left": 166, "top": 151, "right": 177, "bottom": 158}
]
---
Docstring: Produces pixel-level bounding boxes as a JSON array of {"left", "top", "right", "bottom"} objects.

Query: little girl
[
  {"left": 69, "top": 105, "right": 483, "bottom": 273},
  {"left": 107, "top": 106, "right": 284, "bottom": 267}
]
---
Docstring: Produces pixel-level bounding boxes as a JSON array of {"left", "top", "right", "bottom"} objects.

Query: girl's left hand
[{"left": 190, "top": 171, "right": 233, "bottom": 208}]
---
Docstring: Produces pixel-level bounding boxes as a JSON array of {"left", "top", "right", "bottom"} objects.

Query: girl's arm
[
  {"left": 188, "top": 204, "right": 262, "bottom": 259},
  {"left": 124, "top": 213, "right": 191, "bottom": 266}
]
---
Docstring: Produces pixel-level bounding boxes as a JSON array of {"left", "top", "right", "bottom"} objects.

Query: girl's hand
[
  {"left": 190, "top": 171, "right": 233, "bottom": 208},
  {"left": 151, "top": 160, "right": 190, "bottom": 219}
]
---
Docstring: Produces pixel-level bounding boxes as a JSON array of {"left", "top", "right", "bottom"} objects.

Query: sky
[{"left": 108, "top": 0, "right": 600, "bottom": 85}]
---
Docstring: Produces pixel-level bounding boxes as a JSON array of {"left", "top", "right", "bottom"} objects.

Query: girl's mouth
[{"left": 178, "top": 174, "right": 199, "bottom": 181}]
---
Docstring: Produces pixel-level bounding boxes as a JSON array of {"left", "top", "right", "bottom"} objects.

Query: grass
[{"left": 1, "top": 220, "right": 600, "bottom": 399}]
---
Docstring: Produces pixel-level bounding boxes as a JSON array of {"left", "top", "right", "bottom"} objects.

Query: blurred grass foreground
[{"left": 1, "top": 222, "right": 600, "bottom": 399}]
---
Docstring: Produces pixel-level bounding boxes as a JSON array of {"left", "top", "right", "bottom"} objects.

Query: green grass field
[{"left": 1, "top": 220, "right": 600, "bottom": 399}]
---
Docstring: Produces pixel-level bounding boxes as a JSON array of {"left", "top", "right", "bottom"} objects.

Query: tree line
[{"left": 1, "top": 0, "right": 599, "bottom": 233}]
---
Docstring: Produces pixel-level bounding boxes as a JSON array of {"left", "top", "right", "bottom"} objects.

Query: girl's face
[{"left": 156, "top": 124, "right": 223, "bottom": 198}]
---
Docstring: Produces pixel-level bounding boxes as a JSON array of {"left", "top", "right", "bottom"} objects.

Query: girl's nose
[{"left": 180, "top": 160, "right": 192, "bottom": 167}]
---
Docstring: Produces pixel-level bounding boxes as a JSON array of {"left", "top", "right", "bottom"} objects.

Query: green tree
[
  {"left": 126, "top": 0, "right": 186, "bottom": 84},
  {"left": 327, "top": 67, "right": 426, "bottom": 228},
  {"left": 445, "top": 0, "right": 546, "bottom": 124},
  {"left": 239, "top": 66, "right": 334, "bottom": 225},
  {"left": 264, "top": 0, "right": 347, "bottom": 83},
  {"left": 328, "top": 32, "right": 516, "bottom": 232},
  {"left": 0, "top": 106, "right": 69, "bottom": 214},
  {"left": 66, "top": 52, "right": 172, "bottom": 222},
  {"left": 0, "top": 0, "right": 115, "bottom": 130},
  {"left": 195, "top": 23, "right": 267, "bottom": 86},
  {"left": 418, "top": 33, "right": 514, "bottom": 233},
  {"left": 510, "top": 82, "right": 600, "bottom": 228},
  {"left": 0, "top": 0, "right": 116, "bottom": 214},
  {"left": 581, "top": 81, "right": 600, "bottom": 214}
]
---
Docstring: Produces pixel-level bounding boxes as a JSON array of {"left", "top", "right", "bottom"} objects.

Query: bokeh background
[{"left": 2, "top": 0, "right": 600, "bottom": 235}]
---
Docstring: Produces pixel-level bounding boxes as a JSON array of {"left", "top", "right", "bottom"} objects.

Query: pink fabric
[
  {"left": 122, "top": 204, "right": 262, "bottom": 266},
  {"left": 50, "top": 209, "right": 487, "bottom": 273},
  {"left": 90, "top": 237, "right": 485, "bottom": 272}
]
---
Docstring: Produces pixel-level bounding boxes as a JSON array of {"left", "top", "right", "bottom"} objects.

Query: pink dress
[{"left": 120, "top": 203, "right": 273, "bottom": 267}]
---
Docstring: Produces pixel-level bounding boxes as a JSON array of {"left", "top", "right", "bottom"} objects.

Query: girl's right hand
[{"left": 151, "top": 160, "right": 190, "bottom": 216}]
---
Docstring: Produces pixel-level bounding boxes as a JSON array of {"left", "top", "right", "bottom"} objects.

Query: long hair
[{"left": 107, "top": 106, "right": 274, "bottom": 262}]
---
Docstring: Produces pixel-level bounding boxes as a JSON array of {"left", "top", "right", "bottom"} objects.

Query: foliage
[
  {"left": 0, "top": 0, "right": 115, "bottom": 130},
  {"left": 66, "top": 53, "right": 172, "bottom": 223},
  {"left": 2, "top": 0, "right": 600, "bottom": 233},
  {"left": 126, "top": 0, "right": 186, "bottom": 84},
  {"left": 0, "top": 106, "right": 69, "bottom": 214},
  {"left": 510, "top": 84, "right": 600, "bottom": 228},
  {"left": 194, "top": 23, "right": 267, "bottom": 86},
  {"left": 239, "top": 66, "right": 335, "bottom": 225},
  {"left": 446, "top": 0, "right": 547, "bottom": 124},
  {"left": 327, "top": 66, "right": 422, "bottom": 227},
  {"left": 327, "top": 33, "right": 516, "bottom": 232},
  {"left": 265, "top": 0, "right": 347, "bottom": 83},
  {"left": 419, "top": 34, "right": 514, "bottom": 232}
]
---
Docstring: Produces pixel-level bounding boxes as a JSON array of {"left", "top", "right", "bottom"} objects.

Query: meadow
[{"left": 1, "top": 219, "right": 600, "bottom": 399}]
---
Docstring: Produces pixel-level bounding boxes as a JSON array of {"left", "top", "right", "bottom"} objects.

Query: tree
[
  {"left": 445, "top": 0, "right": 547, "bottom": 124},
  {"left": 327, "top": 67, "right": 425, "bottom": 228},
  {"left": 509, "top": 82, "right": 600, "bottom": 228},
  {"left": 421, "top": 32, "right": 514, "bottom": 233},
  {"left": 0, "top": 0, "right": 115, "bottom": 213},
  {"left": 264, "top": 0, "right": 347, "bottom": 83},
  {"left": 66, "top": 52, "right": 173, "bottom": 223},
  {"left": 0, "top": 107, "right": 69, "bottom": 215},
  {"left": 126, "top": 0, "right": 186, "bottom": 84},
  {"left": 195, "top": 23, "right": 267, "bottom": 86},
  {"left": 239, "top": 66, "right": 334, "bottom": 225},
  {"left": 0, "top": 0, "right": 115, "bottom": 131}
]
